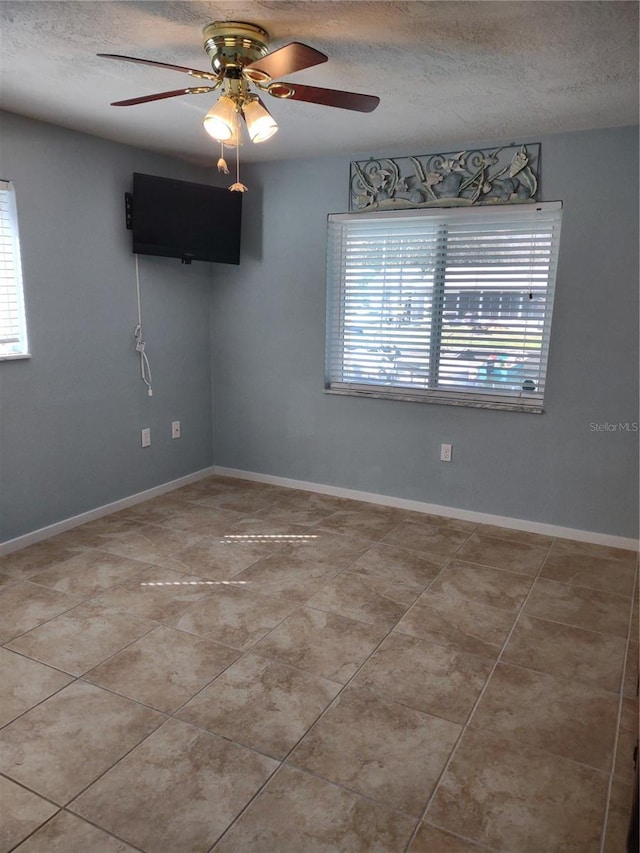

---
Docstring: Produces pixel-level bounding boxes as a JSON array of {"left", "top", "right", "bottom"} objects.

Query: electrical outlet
[
  {"left": 172, "top": 420, "right": 181, "bottom": 439},
  {"left": 440, "top": 443, "right": 452, "bottom": 462},
  {"left": 141, "top": 428, "right": 151, "bottom": 448}
]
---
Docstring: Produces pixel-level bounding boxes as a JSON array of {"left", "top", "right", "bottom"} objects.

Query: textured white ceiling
[{"left": 0, "top": 1, "right": 637, "bottom": 166}]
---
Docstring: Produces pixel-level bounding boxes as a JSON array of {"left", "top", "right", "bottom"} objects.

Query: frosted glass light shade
[
  {"left": 243, "top": 98, "right": 278, "bottom": 143},
  {"left": 222, "top": 117, "right": 243, "bottom": 148},
  {"left": 203, "top": 96, "right": 238, "bottom": 141}
]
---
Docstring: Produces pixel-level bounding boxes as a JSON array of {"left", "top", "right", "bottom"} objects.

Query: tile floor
[{"left": 0, "top": 475, "right": 638, "bottom": 853}]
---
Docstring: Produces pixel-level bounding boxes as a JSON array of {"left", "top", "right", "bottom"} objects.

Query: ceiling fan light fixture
[
  {"left": 242, "top": 98, "right": 278, "bottom": 143},
  {"left": 202, "top": 95, "right": 238, "bottom": 141},
  {"left": 222, "top": 114, "right": 243, "bottom": 148}
]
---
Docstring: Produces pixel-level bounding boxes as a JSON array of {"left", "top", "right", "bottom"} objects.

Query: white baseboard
[
  {"left": 214, "top": 466, "right": 640, "bottom": 552},
  {"left": 3, "top": 463, "right": 637, "bottom": 555},
  {"left": 0, "top": 467, "right": 216, "bottom": 556}
]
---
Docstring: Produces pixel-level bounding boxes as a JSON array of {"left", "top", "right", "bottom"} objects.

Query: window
[
  {"left": 325, "top": 202, "right": 562, "bottom": 412},
  {"left": 0, "top": 180, "right": 29, "bottom": 359}
]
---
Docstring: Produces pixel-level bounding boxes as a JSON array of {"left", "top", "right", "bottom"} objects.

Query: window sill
[
  {"left": 325, "top": 384, "right": 543, "bottom": 413},
  {"left": 0, "top": 352, "right": 32, "bottom": 362}
]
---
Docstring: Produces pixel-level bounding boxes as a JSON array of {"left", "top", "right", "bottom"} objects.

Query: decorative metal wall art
[{"left": 349, "top": 143, "right": 540, "bottom": 212}]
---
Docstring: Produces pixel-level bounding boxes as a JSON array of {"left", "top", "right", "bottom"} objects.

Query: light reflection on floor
[
  {"left": 140, "top": 580, "right": 248, "bottom": 587},
  {"left": 221, "top": 534, "right": 319, "bottom": 542},
  {"left": 139, "top": 532, "right": 321, "bottom": 587}
]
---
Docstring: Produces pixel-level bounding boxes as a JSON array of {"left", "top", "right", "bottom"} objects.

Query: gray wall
[
  {"left": 0, "top": 113, "right": 217, "bottom": 541},
  {"left": 210, "top": 125, "right": 639, "bottom": 539},
  {"left": 2, "top": 116, "right": 637, "bottom": 542}
]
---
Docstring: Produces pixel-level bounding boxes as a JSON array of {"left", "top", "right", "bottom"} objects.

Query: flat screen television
[{"left": 129, "top": 173, "right": 242, "bottom": 265}]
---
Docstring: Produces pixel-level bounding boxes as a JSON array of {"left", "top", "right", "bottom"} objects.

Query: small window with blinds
[
  {"left": 325, "top": 202, "right": 562, "bottom": 412},
  {"left": 0, "top": 181, "right": 29, "bottom": 359}
]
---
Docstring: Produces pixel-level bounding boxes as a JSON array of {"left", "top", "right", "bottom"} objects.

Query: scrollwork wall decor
[{"left": 349, "top": 143, "right": 540, "bottom": 212}]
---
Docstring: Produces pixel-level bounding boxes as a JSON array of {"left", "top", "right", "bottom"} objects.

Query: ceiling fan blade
[
  {"left": 111, "top": 87, "right": 216, "bottom": 107},
  {"left": 98, "top": 53, "right": 219, "bottom": 81},
  {"left": 269, "top": 82, "right": 380, "bottom": 113},
  {"left": 244, "top": 42, "right": 327, "bottom": 80}
]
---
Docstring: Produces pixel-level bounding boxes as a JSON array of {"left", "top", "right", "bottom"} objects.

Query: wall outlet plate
[
  {"left": 171, "top": 420, "right": 181, "bottom": 439},
  {"left": 141, "top": 428, "right": 151, "bottom": 448},
  {"left": 440, "top": 443, "right": 452, "bottom": 462}
]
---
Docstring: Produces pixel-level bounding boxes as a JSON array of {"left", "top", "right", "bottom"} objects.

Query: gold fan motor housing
[{"left": 203, "top": 21, "right": 270, "bottom": 78}]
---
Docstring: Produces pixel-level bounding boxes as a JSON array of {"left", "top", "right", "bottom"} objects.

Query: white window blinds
[
  {"left": 0, "top": 181, "right": 29, "bottom": 359},
  {"left": 325, "top": 202, "right": 562, "bottom": 412}
]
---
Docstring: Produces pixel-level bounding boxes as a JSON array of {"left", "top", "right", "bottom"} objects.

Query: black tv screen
[{"left": 131, "top": 173, "right": 242, "bottom": 265}]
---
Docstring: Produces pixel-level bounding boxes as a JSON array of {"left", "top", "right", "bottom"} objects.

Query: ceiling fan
[{"left": 99, "top": 21, "right": 380, "bottom": 159}]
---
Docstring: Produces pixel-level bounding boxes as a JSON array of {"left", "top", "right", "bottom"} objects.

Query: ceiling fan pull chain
[
  {"left": 229, "top": 110, "right": 248, "bottom": 192},
  {"left": 217, "top": 141, "right": 229, "bottom": 174}
]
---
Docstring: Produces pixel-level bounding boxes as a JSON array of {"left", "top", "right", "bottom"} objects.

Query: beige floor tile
[
  {"left": 232, "top": 479, "right": 294, "bottom": 498},
  {"left": 92, "top": 565, "right": 214, "bottom": 622},
  {"left": 167, "top": 585, "right": 296, "bottom": 650},
  {"left": 382, "top": 519, "right": 471, "bottom": 558},
  {"left": 189, "top": 487, "right": 276, "bottom": 514},
  {"left": 174, "top": 482, "right": 247, "bottom": 503},
  {"left": 170, "top": 532, "right": 282, "bottom": 579},
  {"left": 177, "top": 652, "right": 341, "bottom": 758},
  {"left": 280, "top": 490, "right": 352, "bottom": 512},
  {"left": 524, "top": 577, "right": 631, "bottom": 636},
  {"left": 290, "top": 688, "right": 461, "bottom": 816},
  {"left": 313, "top": 506, "right": 404, "bottom": 541},
  {"left": 623, "top": 641, "right": 639, "bottom": 697},
  {"left": 7, "top": 601, "right": 155, "bottom": 676},
  {"left": 551, "top": 538, "right": 637, "bottom": 565},
  {"left": 85, "top": 625, "right": 240, "bottom": 713},
  {"left": 395, "top": 589, "right": 516, "bottom": 658},
  {"left": 116, "top": 493, "right": 196, "bottom": 525},
  {"left": 0, "top": 582, "right": 81, "bottom": 643},
  {"left": 71, "top": 718, "right": 277, "bottom": 853},
  {"left": 170, "top": 481, "right": 227, "bottom": 502},
  {"left": 13, "top": 810, "right": 138, "bottom": 852},
  {"left": 349, "top": 542, "right": 446, "bottom": 593},
  {"left": 428, "top": 560, "right": 533, "bottom": 611},
  {"left": 97, "top": 524, "right": 204, "bottom": 569},
  {"left": 0, "top": 775, "right": 58, "bottom": 852},
  {"left": 281, "top": 529, "right": 371, "bottom": 569},
  {"left": 28, "top": 550, "right": 151, "bottom": 597},
  {"left": 502, "top": 614, "right": 626, "bottom": 692},
  {"left": 213, "top": 765, "right": 416, "bottom": 853},
  {"left": 254, "top": 606, "right": 387, "bottom": 683},
  {"left": 602, "top": 778, "right": 635, "bottom": 853},
  {"left": 613, "top": 722, "right": 638, "bottom": 784},
  {"left": 305, "top": 569, "right": 420, "bottom": 629},
  {"left": 176, "top": 476, "right": 247, "bottom": 497},
  {"left": 233, "top": 552, "right": 343, "bottom": 603},
  {"left": 0, "top": 537, "right": 87, "bottom": 579},
  {"left": 0, "top": 648, "right": 73, "bottom": 727},
  {"left": 454, "top": 532, "right": 549, "bottom": 576},
  {"left": 427, "top": 728, "right": 608, "bottom": 853},
  {"left": 619, "top": 696, "right": 639, "bottom": 733},
  {"left": 49, "top": 516, "right": 143, "bottom": 550},
  {"left": 541, "top": 539, "right": 637, "bottom": 596},
  {"left": 220, "top": 514, "right": 318, "bottom": 541},
  {"left": 408, "top": 822, "right": 491, "bottom": 852},
  {"left": 351, "top": 633, "right": 493, "bottom": 724},
  {"left": 251, "top": 500, "right": 337, "bottom": 527},
  {"left": 475, "top": 524, "right": 554, "bottom": 547},
  {"left": 157, "top": 504, "right": 249, "bottom": 535},
  {"left": 470, "top": 662, "right": 619, "bottom": 770},
  {"left": 401, "top": 512, "right": 477, "bottom": 533},
  {"left": 2, "top": 499, "right": 629, "bottom": 853},
  {"left": 0, "top": 681, "right": 164, "bottom": 804}
]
